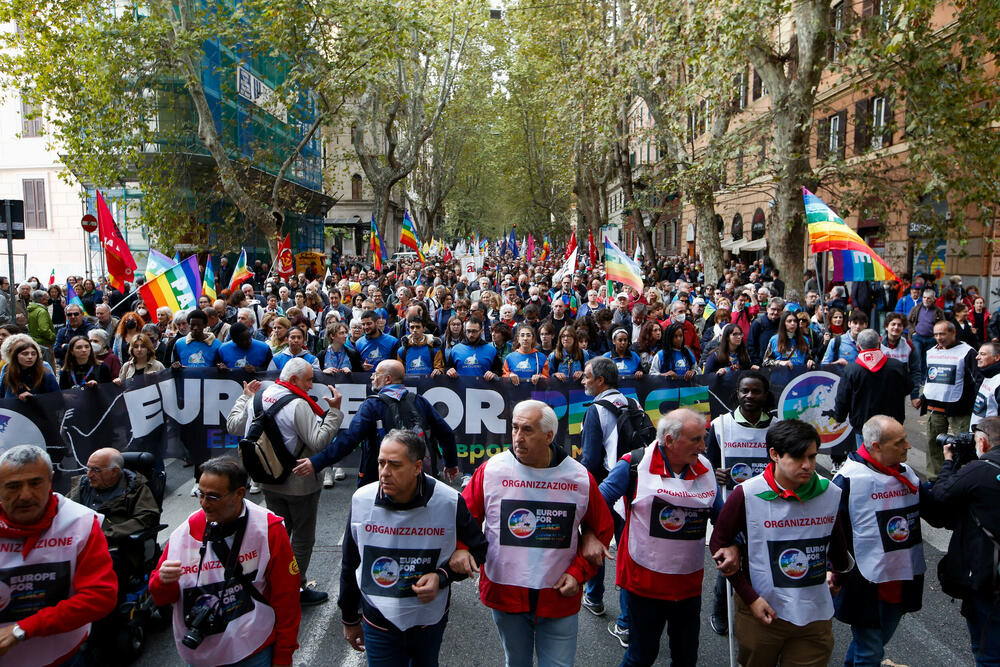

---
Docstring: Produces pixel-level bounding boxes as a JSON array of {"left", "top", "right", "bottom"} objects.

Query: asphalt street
[{"left": 136, "top": 403, "right": 973, "bottom": 666}]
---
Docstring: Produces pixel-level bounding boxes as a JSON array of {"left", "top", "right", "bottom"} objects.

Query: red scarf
[
  {"left": 856, "top": 348, "right": 887, "bottom": 372},
  {"left": 762, "top": 463, "right": 802, "bottom": 501},
  {"left": 0, "top": 493, "right": 59, "bottom": 558},
  {"left": 857, "top": 445, "right": 918, "bottom": 494},
  {"left": 275, "top": 380, "right": 325, "bottom": 416}
]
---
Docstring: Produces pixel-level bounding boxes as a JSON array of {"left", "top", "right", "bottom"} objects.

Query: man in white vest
[
  {"left": 709, "top": 419, "right": 853, "bottom": 667},
  {"left": 971, "top": 341, "right": 1000, "bottom": 428},
  {"left": 339, "top": 429, "right": 488, "bottom": 663},
  {"left": 598, "top": 408, "right": 721, "bottom": 666},
  {"left": 916, "top": 320, "right": 979, "bottom": 480},
  {"left": 0, "top": 445, "right": 117, "bottom": 666},
  {"left": 832, "top": 415, "right": 927, "bottom": 667},
  {"left": 462, "top": 400, "right": 614, "bottom": 667},
  {"left": 705, "top": 371, "right": 774, "bottom": 635},
  {"left": 151, "top": 457, "right": 301, "bottom": 667}
]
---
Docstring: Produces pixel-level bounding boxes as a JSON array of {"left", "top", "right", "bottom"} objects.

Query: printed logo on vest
[
  {"left": 0, "top": 562, "right": 71, "bottom": 622},
  {"left": 730, "top": 462, "right": 754, "bottom": 484},
  {"left": 974, "top": 394, "right": 987, "bottom": 416},
  {"left": 649, "top": 498, "right": 708, "bottom": 541},
  {"left": 361, "top": 546, "right": 441, "bottom": 599},
  {"left": 659, "top": 507, "right": 685, "bottom": 532},
  {"left": 876, "top": 506, "right": 921, "bottom": 552},
  {"left": 499, "top": 499, "right": 576, "bottom": 549},
  {"left": 766, "top": 537, "right": 829, "bottom": 588},
  {"left": 927, "top": 364, "right": 956, "bottom": 384},
  {"left": 371, "top": 556, "right": 400, "bottom": 587}
]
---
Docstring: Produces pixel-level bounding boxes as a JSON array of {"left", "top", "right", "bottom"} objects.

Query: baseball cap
[{"left": 692, "top": 297, "right": 706, "bottom": 306}]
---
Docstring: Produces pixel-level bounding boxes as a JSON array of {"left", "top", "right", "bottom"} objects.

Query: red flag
[
  {"left": 96, "top": 191, "right": 137, "bottom": 291},
  {"left": 588, "top": 229, "right": 597, "bottom": 266},
  {"left": 565, "top": 230, "right": 577, "bottom": 260},
  {"left": 276, "top": 233, "right": 294, "bottom": 279}
]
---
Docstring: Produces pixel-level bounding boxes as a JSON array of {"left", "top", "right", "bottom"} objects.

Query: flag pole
[{"left": 108, "top": 283, "right": 145, "bottom": 315}]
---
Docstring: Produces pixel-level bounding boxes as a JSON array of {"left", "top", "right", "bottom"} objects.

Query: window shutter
[
  {"left": 752, "top": 71, "right": 762, "bottom": 100},
  {"left": 817, "top": 117, "right": 829, "bottom": 159},
  {"left": 34, "top": 180, "right": 46, "bottom": 229},
  {"left": 883, "top": 95, "right": 894, "bottom": 147},
  {"left": 23, "top": 180, "right": 36, "bottom": 228},
  {"left": 854, "top": 99, "right": 870, "bottom": 154},
  {"left": 837, "top": 110, "right": 847, "bottom": 160}
]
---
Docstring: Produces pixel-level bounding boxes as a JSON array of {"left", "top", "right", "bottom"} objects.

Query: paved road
[{"left": 137, "top": 404, "right": 972, "bottom": 666}]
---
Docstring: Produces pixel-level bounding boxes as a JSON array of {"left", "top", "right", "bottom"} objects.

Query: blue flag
[
  {"left": 509, "top": 228, "right": 519, "bottom": 259},
  {"left": 66, "top": 281, "right": 84, "bottom": 310}
]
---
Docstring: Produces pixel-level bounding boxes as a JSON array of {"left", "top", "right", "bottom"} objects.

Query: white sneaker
[
  {"left": 249, "top": 482, "right": 262, "bottom": 494},
  {"left": 190, "top": 483, "right": 199, "bottom": 497},
  {"left": 334, "top": 467, "right": 346, "bottom": 481},
  {"left": 323, "top": 468, "right": 335, "bottom": 488}
]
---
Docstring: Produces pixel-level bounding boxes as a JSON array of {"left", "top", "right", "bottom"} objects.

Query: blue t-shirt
[
  {"left": 654, "top": 348, "right": 696, "bottom": 374},
  {"left": 323, "top": 347, "right": 353, "bottom": 372},
  {"left": 548, "top": 350, "right": 592, "bottom": 377},
  {"left": 172, "top": 337, "right": 222, "bottom": 367},
  {"left": 270, "top": 350, "right": 320, "bottom": 372},
  {"left": 604, "top": 350, "right": 642, "bottom": 375},
  {"left": 447, "top": 341, "right": 499, "bottom": 376},
  {"left": 767, "top": 335, "right": 809, "bottom": 365},
  {"left": 355, "top": 333, "right": 399, "bottom": 367},
  {"left": 398, "top": 341, "right": 438, "bottom": 376},
  {"left": 504, "top": 350, "right": 548, "bottom": 379},
  {"left": 218, "top": 339, "right": 272, "bottom": 370}
]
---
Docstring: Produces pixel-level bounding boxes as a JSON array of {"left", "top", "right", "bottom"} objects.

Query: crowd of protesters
[{"left": 5, "top": 245, "right": 1000, "bottom": 666}]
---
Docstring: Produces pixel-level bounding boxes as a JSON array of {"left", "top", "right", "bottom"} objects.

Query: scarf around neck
[
  {"left": 856, "top": 348, "right": 887, "bottom": 372},
  {"left": 275, "top": 380, "right": 325, "bottom": 416},
  {"left": 857, "top": 445, "right": 918, "bottom": 493},
  {"left": 757, "top": 462, "right": 829, "bottom": 502},
  {"left": 0, "top": 493, "right": 59, "bottom": 558}
]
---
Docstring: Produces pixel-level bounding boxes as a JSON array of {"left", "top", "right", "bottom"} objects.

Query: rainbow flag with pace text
[
  {"left": 804, "top": 188, "right": 897, "bottom": 282},
  {"left": 604, "top": 238, "right": 644, "bottom": 290},
  {"left": 139, "top": 256, "right": 202, "bottom": 313},
  {"left": 144, "top": 249, "right": 175, "bottom": 281}
]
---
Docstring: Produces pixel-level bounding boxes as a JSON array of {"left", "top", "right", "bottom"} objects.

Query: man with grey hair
[
  {"left": 748, "top": 297, "right": 785, "bottom": 366},
  {"left": 339, "top": 429, "right": 488, "bottom": 662},
  {"left": 94, "top": 303, "right": 118, "bottom": 337},
  {"left": 832, "top": 329, "right": 913, "bottom": 456},
  {"left": 832, "top": 415, "right": 927, "bottom": 666},
  {"left": 54, "top": 300, "right": 93, "bottom": 363},
  {"left": 0, "top": 444, "right": 116, "bottom": 665},
  {"left": 597, "top": 408, "right": 720, "bottom": 665},
  {"left": 461, "top": 399, "right": 614, "bottom": 666},
  {"left": 69, "top": 447, "right": 159, "bottom": 543},
  {"left": 237, "top": 306, "right": 266, "bottom": 340},
  {"left": 227, "top": 356, "right": 344, "bottom": 606}
]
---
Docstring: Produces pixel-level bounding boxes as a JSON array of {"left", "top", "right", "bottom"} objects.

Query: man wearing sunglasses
[
  {"left": 152, "top": 457, "right": 301, "bottom": 667},
  {"left": 54, "top": 304, "right": 94, "bottom": 364}
]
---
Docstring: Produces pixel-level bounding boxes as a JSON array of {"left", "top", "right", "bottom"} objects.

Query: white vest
[
  {"left": 712, "top": 412, "right": 771, "bottom": 484},
  {"left": 350, "top": 477, "right": 457, "bottom": 630},
  {"left": 743, "top": 474, "right": 841, "bottom": 626},
  {"left": 924, "top": 342, "right": 973, "bottom": 404},
  {"left": 0, "top": 494, "right": 98, "bottom": 667},
  {"left": 165, "top": 501, "right": 275, "bottom": 667},
  {"left": 837, "top": 459, "right": 925, "bottom": 583},
  {"left": 972, "top": 374, "right": 1000, "bottom": 427},
  {"left": 881, "top": 338, "right": 913, "bottom": 364},
  {"left": 626, "top": 446, "right": 716, "bottom": 574},
  {"left": 482, "top": 450, "right": 590, "bottom": 589}
]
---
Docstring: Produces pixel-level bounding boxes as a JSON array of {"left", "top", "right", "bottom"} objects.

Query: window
[
  {"left": 828, "top": 3, "right": 845, "bottom": 62},
  {"left": 21, "top": 98, "right": 42, "bottom": 138},
  {"left": 752, "top": 70, "right": 763, "bottom": 100},
  {"left": 829, "top": 114, "right": 840, "bottom": 154},
  {"left": 351, "top": 174, "right": 362, "bottom": 200},
  {"left": 870, "top": 97, "right": 886, "bottom": 149},
  {"left": 734, "top": 67, "right": 748, "bottom": 110},
  {"left": 23, "top": 179, "right": 46, "bottom": 229},
  {"left": 817, "top": 110, "right": 847, "bottom": 160}
]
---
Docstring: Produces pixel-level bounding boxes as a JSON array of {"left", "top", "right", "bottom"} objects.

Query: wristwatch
[{"left": 11, "top": 624, "right": 25, "bottom": 642}]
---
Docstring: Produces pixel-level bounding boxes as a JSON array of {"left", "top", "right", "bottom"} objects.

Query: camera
[
  {"left": 937, "top": 432, "right": 979, "bottom": 468},
  {"left": 182, "top": 595, "right": 222, "bottom": 649}
]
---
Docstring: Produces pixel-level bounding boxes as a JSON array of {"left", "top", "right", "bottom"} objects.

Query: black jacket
[
  {"left": 747, "top": 313, "right": 779, "bottom": 366},
  {"left": 338, "top": 475, "right": 488, "bottom": 630},
  {"left": 833, "top": 356, "right": 913, "bottom": 427},
  {"left": 928, "top": 449, "right": 1000, "bottom": 600},
  {"left": 832, "top": 450, "right": 926, "bottom": 627}
]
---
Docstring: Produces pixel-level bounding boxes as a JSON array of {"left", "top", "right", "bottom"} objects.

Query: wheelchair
[{"left": 83, "top": 451, "right": 170, "bottom": 666}]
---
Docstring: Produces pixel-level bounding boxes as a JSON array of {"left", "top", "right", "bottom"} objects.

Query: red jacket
[
  {"left": 150, "top": 508, "right": 301, "bottom": 665},
  {"left": 461, "top": 449, "right": 614, "bottom": 618},
  {"left": 9, "top": 495, "right": 117, "bottom": 666}
]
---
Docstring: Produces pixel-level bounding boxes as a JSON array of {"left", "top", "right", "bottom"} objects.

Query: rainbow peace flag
[
  {"left": 139, "top": 255, "right": 202, "bottom": 313},
  {"left": 804, "top": 188, "right": 898, "bottom": 282},
  {"left": 400, "top": 211, "right": 425, "bottom": 262},
  {"left": 604, "top": 238, "right": 644, "bottom": 290},
  {"left": 370, "top": 215, "right": 387, "bottom": 271},
  {"left": 540, "top": 236, "right": 550, "bottom": 261},
  {"left": 228, "top": 249, "right": 253, "bottom": 290},
  {"left": 145, "top": 249, "right": 175, "bottom": 281},
  {"left": 202, "top": 256, "right": 217, "bottom": 302}
]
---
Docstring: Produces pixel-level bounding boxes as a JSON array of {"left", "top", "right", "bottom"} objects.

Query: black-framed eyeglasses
[{"left": 194, "top": 489, "right": 234, "bottom": 502}]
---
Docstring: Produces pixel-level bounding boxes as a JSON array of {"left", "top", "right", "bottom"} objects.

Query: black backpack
[
  {"left": 594, "top": 396, "right": 657, "bottom": 462},
  {"left": 237, "top": 392, "right": 303, "bottom": 485},
  {"left": 377, "top": 392, "right": 439, "bottom": 474}
]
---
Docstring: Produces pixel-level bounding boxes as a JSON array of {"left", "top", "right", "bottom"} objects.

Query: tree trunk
[{"left": 691, "top": 189, "right": 724, "bottom": 289}]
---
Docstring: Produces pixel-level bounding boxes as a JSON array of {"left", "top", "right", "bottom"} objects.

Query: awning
[
  {"left": 743, "top": 238, "right": 767, "bottom": 252},
  {"left": 721, "top": 238, "right": 746, "bottom": 251},
  {"left": 325, "top": 216, "right": 366, "bottom": 226}
]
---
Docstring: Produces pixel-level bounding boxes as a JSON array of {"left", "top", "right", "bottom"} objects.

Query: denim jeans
[
  {"left": 962, "top": 591, "right": 1000, "bottom": 666},
  {"left": 911, "top": 333, "right": 935, "bottom": 381},
  {"left": 491, "top": 609, "right": 578, "bottom": 667},
  {"left": 621, "top": 591, "right": 700, "bottom": 667},
  {"left": 584, "top": 562, "right": 630, "bottom": 629},
  {"left": 362, "top": 615, "right": 448, "bottom": 667},
  {"left": 843, "top": 600, "right": 905, "bottom": 666}
]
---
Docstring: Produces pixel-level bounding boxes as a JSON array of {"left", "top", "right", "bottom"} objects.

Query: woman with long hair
[
  {"left": 47, "top": 284, "right": 66, "bottom": 327},
  {"left": 972, "top": 296, "right": 989, "bottom": 343},
  {"left": 435, "top": 292, "right": 456, "bottom": 334},
  {"left": 115, "top": 333, "right": 165, "bottom": 384},
  {"left": 490, "top": 321, "right": 513, "bottom": 362},
  {"left": 703, "top": 324, "right": 755, "bottom": 375},
  {"left": 60, "top": 335, "right": 112, "bottom": 389},
  {"left": 604, "top": 327, "right": 644, "bottom": 377},
  {"left": 701, "top": 308, "right": 733, "bottom": 356},
  {"left": 633, "top": 321, "right": 662, "bottom": 373},
  {"left": 321, "top": 322, "right": 360, "bottom": 374},
  {"left": 113, "top": 311, "right": 146, "bottom": 362},
  {"left": 0, "top": 334, "right": 59, "bottom": 399},
  {"left": 650, "top": 322, "right": 698, "bottom": 378},
  {"left": 441, "top": 315, "right": 465, "bottom": 354},
  {"left": 537, "top": 321, "right": 557, "bottom": 356},
  {"left": 268, "top": 316, "right": 291, "bottom": 354},
  {"left": 502, "top": 324, "right": 549, "bottom": 386},
  {"left": 79, "top": 278, "right": 102, "bottom": 316},
  {"left": 549, "top": 327, "right": 591, "bottom": 381},
  {"left": 763, "top": 311, "right": 815, "bottom": 368}
]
